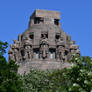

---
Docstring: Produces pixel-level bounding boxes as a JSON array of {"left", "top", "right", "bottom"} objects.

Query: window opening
[{"left": 54, "top": 19, "right": 59, "bottom": 25}]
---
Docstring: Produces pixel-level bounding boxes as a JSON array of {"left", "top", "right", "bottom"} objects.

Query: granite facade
[{"left": 8, "top": 10, "right": 80, "bottom": 74}]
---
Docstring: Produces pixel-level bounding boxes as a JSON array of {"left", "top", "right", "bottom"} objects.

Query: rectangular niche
[
  {"left": 33, "top": 48, "right": 39, "bottom": 60},
  {"left": 49, "top": 48, "right": 56, "bottom": 60}
]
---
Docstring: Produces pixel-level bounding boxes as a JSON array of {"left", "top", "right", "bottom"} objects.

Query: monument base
[{"left": 18, "top": 61, "right": 71, "bottom": 75}]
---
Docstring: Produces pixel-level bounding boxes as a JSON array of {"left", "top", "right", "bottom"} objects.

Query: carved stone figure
[
  {"left": 23, "top": 35, "right": 33, "bottom": 60},
  {"left": 24, "top": 45, "right": 32, "bottom": 60},
  {"left": 40, "top": 33, "right": 49, "bottom": 59},
  {"left": 40, "top": 43, "right": 49, "bottom": 59},
  {"left": 14, "top": 48, "right": 19, "bottom": 61},
  {"left": 70, "top": 41, "right": 80, "bottom": 55},
  {"left": 56, "top": 46, "right": 66, "bottom": 62},
  {"left": 8, "top": 45, "right": 15, "bottom": 61},
  {"left": 13, "top": 40, "right": 21, "bottom": 62},
  {"left": 23, "top": 35, "right": 32, "bottom": 46}
]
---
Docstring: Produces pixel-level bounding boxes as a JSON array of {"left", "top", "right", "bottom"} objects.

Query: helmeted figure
[
  {"left": 8, "top": 45, "right": 15, "bottom": 61},
  {"left": 57, "top": 46, "right": 65, "bottom": 62},
  {"left": 22, "top": 35, "right": 33, "bottom": 60},
  {"left": 13, "top": 40, "right": 21, "bottom": 62},
  {"left": 70, "top": 41, "right": 80, "bottom": 56},
  {"left": 40, "top": 33, "right": 49, "bottom": 60}
]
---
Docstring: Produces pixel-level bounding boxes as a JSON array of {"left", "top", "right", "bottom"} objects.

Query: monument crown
[
  {"left": 8, "top": 9, "right": 80, "bottom": 74},
  {"left": 29, "top": 9, "right": 60, "bottom": 26},
  {"left": 31, "top": 9, "right": 60, "bottom": 19}
]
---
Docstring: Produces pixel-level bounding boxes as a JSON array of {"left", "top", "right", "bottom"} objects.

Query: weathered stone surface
[
  {"left": 18, "top": 60, "right": 72, "bottom": 75},
  {"left": 8, "top": 9, "right": 80, "bottom": 74},
  {"left": 31, "top": 9, "right": 60, "bottom": 20}
]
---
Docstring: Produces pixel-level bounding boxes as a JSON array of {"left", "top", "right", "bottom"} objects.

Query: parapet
[
  {"left": 31, "top": 9, "right": 60, "bottom": 19},
  {"left": 29, "top": 9, "right": 61, "bottom": 26}
]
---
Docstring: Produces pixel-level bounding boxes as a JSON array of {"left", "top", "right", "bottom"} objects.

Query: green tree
[
  {"left": 0, "top": 40, "right": 22, "bottom": 92},
  {"left": 22, "top": 69, "right": 68, "bottom": 92},
  {"left": 0, "top": 41, "right": 8, "bottom": 56},
  {"left": 22, "top": 55, "right": 92, "bottom": 92},
  {"left": 64, "top": 55, "right": 92, "bottom": 92}
]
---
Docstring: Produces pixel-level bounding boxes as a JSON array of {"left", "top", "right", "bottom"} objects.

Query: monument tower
[{"left": 8, "top": 10, "right": 80, "bottom": 74}]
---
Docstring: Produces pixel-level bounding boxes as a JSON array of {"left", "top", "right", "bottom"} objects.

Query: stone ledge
[{"left": 18, "top": 61, "right": 71, "bottom": 75}]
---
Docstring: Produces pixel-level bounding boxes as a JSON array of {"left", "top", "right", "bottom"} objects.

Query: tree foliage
[
  {"left": 64, "top": 55, "right": 92, "bottom": 92},
  {"left": 22, "top": 55, "right": 92, "bottom": 92},
  {"left": 0, "top": 41, "right": 8, "bottom": 56},
  {"left": 0, "top": 40, "right": 22, "bottom": 92},
  {"left": 22, "top": 69, "right": 68, "bottom": 92}
]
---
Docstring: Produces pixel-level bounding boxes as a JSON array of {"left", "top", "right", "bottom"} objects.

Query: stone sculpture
[{"left": 8, "top": 9, "right": 80, "bottom": 74}]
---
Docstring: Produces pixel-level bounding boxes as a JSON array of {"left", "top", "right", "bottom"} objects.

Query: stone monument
[{"left": 8, "top": 9, "right": 80, "bottom": 74}]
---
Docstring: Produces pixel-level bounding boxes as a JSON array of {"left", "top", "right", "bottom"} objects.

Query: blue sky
[{"left": 0, "top": 0, "right": 92, "bottom": 60}]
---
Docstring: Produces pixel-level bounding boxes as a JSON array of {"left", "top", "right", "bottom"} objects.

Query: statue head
[
  {"left": 60, "top": 36, "right": 63, "bottom": 41},
  {"left": 14, "top": 40, "right": 16, "bottom": 43},
  {"left": 10, "top": 44, "right": 13, "bottom": 48},
  {"left": 76, "top": 45, "right": 79, "bottom": 49},
  {"left": 73, "top": 40, "right": 75, "bottom": 44}
]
